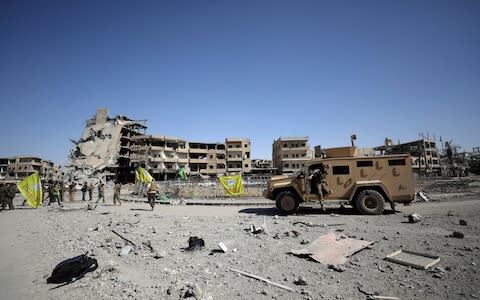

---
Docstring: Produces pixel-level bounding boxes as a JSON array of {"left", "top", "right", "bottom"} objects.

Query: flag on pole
[
  {"left": 178, "top": 167, "right": 187, "bottom": 180},
  {"left": 219, "top": 174, "right": 244, "bottom": 196},
  {"left": 138, "top": 167, "right": 153, "bottom": 183},
  {"left": 17, "top": 172, "right": 43, "bottom": 208}
]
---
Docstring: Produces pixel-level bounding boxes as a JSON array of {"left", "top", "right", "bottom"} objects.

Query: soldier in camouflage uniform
[
  {"left": 1, "top": 183, "right": 15, "bottom": 210},
  {"left": 0, "top": 182, "right": 6, "bottom": 211},
  {"left": 113, "top": 182, "right": 121, "bottom": 206}
]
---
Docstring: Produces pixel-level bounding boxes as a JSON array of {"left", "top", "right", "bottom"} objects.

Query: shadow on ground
[{"left": 238, "top": 206, "right": 398, "bottom": 216}]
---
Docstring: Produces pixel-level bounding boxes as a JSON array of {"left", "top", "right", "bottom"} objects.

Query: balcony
[
  {"left": 227, "top": 157, "right": 243, "bottom": 161},
  {"left": 189, "top": 148, "right": 207, "bottom": 154},
  {"left": 190, "top": 158, "right": 207, "bottom": 164}
]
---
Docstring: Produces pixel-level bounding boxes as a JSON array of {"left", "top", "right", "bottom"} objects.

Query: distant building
[
  {"left": 225, "top": 138, "right": 251, "bottom": 174},
  {"left": 272, "top": 137, "right": 312, "bottom": 174},
  {"left": 130, "top": 135, "right": 190, "bottom": 180},
  {"left": 251, "top": 159, "right": 276, "bottom": 174},
  {"left": 374, "top": 138, "right": 441, "bottom": 175},
  {"left": 128, "top": 137, "right": 252, "bottom": 180},
  {"left": 0, "top": 156, "right": 60, "bottom": 181}
]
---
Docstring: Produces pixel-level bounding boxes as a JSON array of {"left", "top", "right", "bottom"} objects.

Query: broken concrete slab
[
  {"left": 408, "top": 213, "right": 421, "bottom": 223},
  {"left": 290, "top": 231, "right": 374, "bottom": 265},
  {"left": 218, "top": 242, "right": 228, "bottom": 253},
  {"left": 416, "top": 190, "right": 431, "bottom": 201},
  {"left": 119, "top": 245, "right": 133, "bottom": 256}
]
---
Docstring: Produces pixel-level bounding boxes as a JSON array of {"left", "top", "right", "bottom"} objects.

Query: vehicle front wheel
[
  {"left": 355, "top": 189, "right": 385, "bottom": 215},
  {"left": 275, "top": 191, "right": 300, "bottom": 214}
]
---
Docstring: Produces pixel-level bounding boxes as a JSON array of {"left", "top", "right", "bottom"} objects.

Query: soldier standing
[
  {"left": 81, "top": 181, "right": 87, "bottom": 201},
  {"left": 113, "top": 182, "right": 122, "bottom": 206},
  {"left": 96, "top": 182, "right": 105, "bottom": 203},
  {"left": 7, "top": 183, "right": 16, "bottom": 210},
  {"left": 68, "top": 182, "right": 75, "bottom": 202},
  {"left": 48, "top": 182, "right": 62, "bottom": 206},
  {"left": 88, "top": 182, "right": 93, "bottom": 201},
  {"left": 0, "top": 183, "right": 6, "bottom": 211},
  {"left": 147, "top": 180, "right": 159, "bottom": 210}
]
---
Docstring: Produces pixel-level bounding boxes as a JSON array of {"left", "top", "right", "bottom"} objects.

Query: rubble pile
[{"left": 422, "top": 179, "right": 474, "bottom": 194}]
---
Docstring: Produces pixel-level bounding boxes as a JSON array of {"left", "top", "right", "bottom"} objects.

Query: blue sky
[{"left": 1, "top": 0, "right": 479, "bottom": 164}]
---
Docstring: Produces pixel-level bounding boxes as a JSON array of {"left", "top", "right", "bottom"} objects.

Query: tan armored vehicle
[{"left": 264, "top": 147, "right": 415, "bottom": 215}]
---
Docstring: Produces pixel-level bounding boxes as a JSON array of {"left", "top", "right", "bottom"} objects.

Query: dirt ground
[{"left": 1, "top": 177, "right": 479, "bottom": 300}]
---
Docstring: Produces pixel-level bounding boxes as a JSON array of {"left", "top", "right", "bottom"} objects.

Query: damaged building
[
  {"left": 374, "top": 137, "right": 441, "bottom": 176},
  {"left": 0, "top": 156, "right": 61, "bottom": 181},
  {"left": 68, "top": 109, "right": 254, "bottom": 182},
  {"left": 67, "top": 108, "right": 147, "bottom": 183}
]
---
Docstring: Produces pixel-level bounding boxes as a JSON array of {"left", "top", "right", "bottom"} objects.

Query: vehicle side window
[
  {"left": 357, "top": 161, "right": 373, "bottom": 167},
  {"left": 388, "top": 159, "right": 406, "bottom": 166},
  {"left": 332, "top": 165, "right": 349, "bottom": 175}
]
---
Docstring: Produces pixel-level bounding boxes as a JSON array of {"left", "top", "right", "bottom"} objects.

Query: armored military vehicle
[{"left": 264, "top": 147, "right": 415, "bottom": 215}]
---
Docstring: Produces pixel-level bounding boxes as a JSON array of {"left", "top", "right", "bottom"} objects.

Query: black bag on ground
[{"left": 47, "top": 253, "right": 98, "bottom": 284}]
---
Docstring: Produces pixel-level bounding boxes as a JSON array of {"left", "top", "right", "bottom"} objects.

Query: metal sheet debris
[
  {"left": 384, "top": 249, "right": 440, "bottom": 270},
  {"left": 291, "top": 231, "right": 373, "bottom": 264}
]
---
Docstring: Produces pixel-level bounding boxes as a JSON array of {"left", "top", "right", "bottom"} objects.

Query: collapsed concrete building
[{"left": 66, "top": 108, "right": 147, "bottom": 183}]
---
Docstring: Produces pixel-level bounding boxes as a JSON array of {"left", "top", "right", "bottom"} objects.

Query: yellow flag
[
  {"left": 138, "top": 167, "right": 153, "bottom": 183},
  {"left": 17, "top": 172, "right": 43, "bottom": 208},
  {"left": 219, "top": 174, "right": 244, "bottom": 196}
]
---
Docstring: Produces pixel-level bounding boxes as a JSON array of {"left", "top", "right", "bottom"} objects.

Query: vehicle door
[{"left": 328, "top": 161, "right": 353, "bottom": 198}]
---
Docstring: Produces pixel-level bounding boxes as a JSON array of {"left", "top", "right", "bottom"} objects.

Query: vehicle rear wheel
[
  {"left": 275, "top": 191, "right": 299, "bottom": 214},
  {"left": 355, "top": 189, "right": 385, "bottom": 215}
]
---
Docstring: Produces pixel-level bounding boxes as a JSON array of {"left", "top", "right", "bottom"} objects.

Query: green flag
[{"left": 178, "top": 167, "right": 187, "bottom": 180}]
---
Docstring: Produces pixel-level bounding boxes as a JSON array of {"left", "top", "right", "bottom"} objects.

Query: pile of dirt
[{"left": 422, "top": 179, "right": 474, "bottom": 194}]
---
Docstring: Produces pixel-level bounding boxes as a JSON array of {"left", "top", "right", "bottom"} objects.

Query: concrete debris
[
  {"left": 449, "top": 231, "right": 464, "bottom": 238},
  {"left": 218, "top": 242, "right": 228, "bottom": 253},
  {"left": 248, "top": 225, "right": 265, "bottom": 234},
  {"left": 293, "top": 276, "right": 307, "bottom": 285},
  {"left": 180, "top": 283, "right": 203, "bottom": 299},
  {"left": 328, "top": 264, "right": 345, "bottom": 272},
  {"left": 416, "top": 190, "right": 431, "bottom": 202},
  {"left": 119, "top": 245, "right": 133, "bottom": 257},
  {"left": 407, "top": 213, "right": 421, "bottom": 223}
]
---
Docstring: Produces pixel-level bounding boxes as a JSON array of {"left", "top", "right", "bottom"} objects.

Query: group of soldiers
[
  {"left": 0, "top": 182, "right": 16, "bottom": 211},
  {"left": 79, "top": 181, "right": 122, "bottom": 205},
  {"left": 0, "top": 179, "right": 125, "bottom": 211}
]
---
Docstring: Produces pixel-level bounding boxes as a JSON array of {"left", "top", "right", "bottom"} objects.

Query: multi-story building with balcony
[
  {"left": 189, "top": 142, "right": 227, "bottom": 177},
  {"left": 130, "top": 135, "right": 189, "bottom": 180},
  {"left": 129, "top": 137, "right": 250, "bottom": 179},
  {"left": 0, "top": 156, "right": 60, "bottom": 181},
  {"left": 225, "top": 138, "right": 251, "bottom": 174},
  {"left": 272, "top": 137, "right": 312, "bottom": 174}
]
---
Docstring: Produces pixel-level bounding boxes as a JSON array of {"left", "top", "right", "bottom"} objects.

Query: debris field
[{"left": 1, "top": 177, "right": 479, "bottom": 300}]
